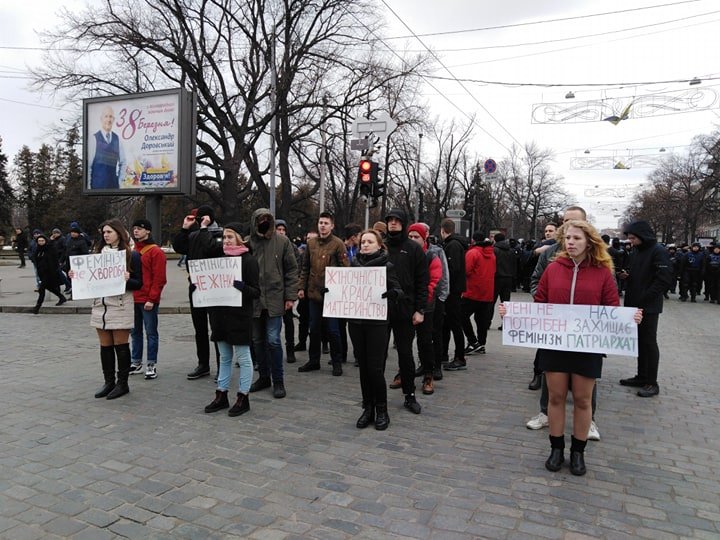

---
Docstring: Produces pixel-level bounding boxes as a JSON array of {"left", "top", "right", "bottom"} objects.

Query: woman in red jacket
[{"left": 514, "top": 220, "right": 642, "bottom": 475}]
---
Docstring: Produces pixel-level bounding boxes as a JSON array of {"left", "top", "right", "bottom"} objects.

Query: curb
[{"left": 1, "top": 306, "right": 192, "bottom": 314}]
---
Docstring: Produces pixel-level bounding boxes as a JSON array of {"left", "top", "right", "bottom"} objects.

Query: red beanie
[{"left": 407, "top": 223, "right": 428, "bottom": 241}]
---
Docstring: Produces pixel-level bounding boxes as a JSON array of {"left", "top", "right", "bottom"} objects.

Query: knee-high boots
[
  {"left": 107, "top": 343, "right": 131, "bottom": 399},
  {"left": 94, "top": 346, "right": 116, "bottom": 398}
]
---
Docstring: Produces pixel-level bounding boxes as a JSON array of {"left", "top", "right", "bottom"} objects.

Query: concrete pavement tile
[
  {"left": 1, "top": 524, "right": 47, "bottom": 540},
  {"left": 70, "top": 526, "right": 117, "bottom": 540}
]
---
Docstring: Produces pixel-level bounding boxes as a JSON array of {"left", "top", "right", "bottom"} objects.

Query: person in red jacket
[
  {"left": 503, "top": 220, "right": 642, "bottom": 476},
  {"left": 129, "top": 219, "right": 168, "bottom": 380},
  {"left": 462, "top": 231, "right": 496, "bottom": 355}
]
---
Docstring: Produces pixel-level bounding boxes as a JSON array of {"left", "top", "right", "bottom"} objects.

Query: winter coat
[
  {"left": 298, "top": 233, "right": 348, "bottom": 303},
  {"left": 191, "top": 228, "right": 261, "bottom": 345},
  {"left": 530, "top": 242, "right": 561, "bottom": 296},
  {"left": 50, "top": 236, "right": 67, "bottom": 267},
  {"left": 535, "top": 256, "right": 619, "bottom": 307},
  {"left": 90, "top": 249, "right": 143, "bottom": 330},
  {"left": 132, "top": 238, "right": 167, "bottom": 305},
  {"left": 463, "top": 244, "right": 496, "bottom": 302},
  {"left": 35, "top": 243, "right": 62, "bottom": 289},
  {"left": 427, "top": 244, "right": 449, "bottom": 303},
  {"left": 14, "top": 230, "right": 28, "bottom": 252},
  {"left": 442, "top": 233, "right": 467, "bottom": 295},
  {"left": 622, "top": 220, "right": 673, "bottom": 314},
  {"left": 246, "top": 208, "right": 299, "bottom": 317},
  {"left": 494, "top": 240, "right": 518, "bottom": 280},
  {"left": 64, "top": 235, "right": 90, "bottom": 271},
  {"left": 172, "top": 221, "right": 223, "bottom": 263},
  {"left": 348, "top": 249, "right": 403, "bottom": 325},
  {"left": 385, "top": 230, "right": 428, "bottom": 319}
]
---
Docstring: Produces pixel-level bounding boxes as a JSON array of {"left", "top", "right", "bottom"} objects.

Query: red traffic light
[{"left": 359, "top": 160, "right": 373, "bottom": 184}]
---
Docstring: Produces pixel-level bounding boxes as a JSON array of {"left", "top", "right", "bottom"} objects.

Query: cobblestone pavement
[{"left": 1, "top": 272, "right": 719, "bottom": 538}]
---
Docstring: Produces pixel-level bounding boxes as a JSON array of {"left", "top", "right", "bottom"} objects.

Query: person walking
[
  {"left": 440, "top": 219, "right": 468, "bottom": 371},
  {"left": 619, "top": 220, "right": 673, "bottom": 397},
  {"left": 32, "top": 233, "right": 67, "bottom": 313},
  {"left": 70, "top": 219, "right": 143, "bottom": 400},
  {"left": 349, "top": 229, "right": 402, "bottom": 430},
  {"left": 129, "top": 219, "right": 167, "bottom": 380},
  {"left": 196, "top": 221, "right": 261, "bottom": 417},
  {"left": 461, "top": 232, "right": 496, "bottom": 356},
  {"left": 13, "top": 227, "right": 28, "bottom": 268}
]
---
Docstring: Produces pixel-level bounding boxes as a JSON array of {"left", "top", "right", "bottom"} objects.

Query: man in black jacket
[
  {"left": 492, "top": 232, "right": 517, "bottom": 330},
  {"left": 172, "top": 205, "right": 223, "bottom": 380},
  {"left": 440, "top": 218, "right": 468, "bottom": 371},
  {"left": 619, "top": 220, "right": 673, "bottom": 397},
  {"left": 385, "top": 209, "right": 428, "bottom": 414}
]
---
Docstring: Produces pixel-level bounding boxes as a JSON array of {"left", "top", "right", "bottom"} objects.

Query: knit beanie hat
[{"left": 407, "top": 223, "right": 428, "bottom": 241}]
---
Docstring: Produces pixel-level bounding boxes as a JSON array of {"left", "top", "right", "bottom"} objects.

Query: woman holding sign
[
  {"left": 503, "top": 220, "right": 641, "bottom": 476},
  {"left": 71, "top": 219, "right": 143, "bottom": 400},
  {"left": 192, "top": 220, "right": 260, "bottom": 418},
  {"left": 348, "top": 229, "right": 403, "bottom": 431}
]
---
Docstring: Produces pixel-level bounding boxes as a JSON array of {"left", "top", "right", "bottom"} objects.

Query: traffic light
[{"left": 358, "top": 159, "right": 373, "bottom": 197}]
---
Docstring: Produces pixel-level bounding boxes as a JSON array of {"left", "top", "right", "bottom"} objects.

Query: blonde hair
[
  {"left": 555, "top": 220, "right": 614, "bottom": 271},
  {"left": 223, "top": 228, "right": 246, "bottom": 246},
  {"left": 360, "top": 229, "right": 386, "bottom": 251}
]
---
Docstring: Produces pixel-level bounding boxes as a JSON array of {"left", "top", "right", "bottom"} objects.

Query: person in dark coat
[
  {"left": 14, "top": 227, "right": 28, "bottom": 268},
  {"left": 195, "top": 221, "right": 261, "bottom": 417},
  {"left": 440, "top": 218, "right": 468, "bottom": 371},
  {"left": 32, "top": 234, "right": 67, "bottom": 313},
  {"left": 492, "top": 232, "right": 518, "bottom": 329},
  {"left": 619, "top": 220, "right": 673, "bottom": 397},
  {"left": 64, "top": 226, "right": 90, "bottom": 292}
]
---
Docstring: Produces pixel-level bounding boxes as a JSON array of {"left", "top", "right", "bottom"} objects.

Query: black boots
[
  {"left": 205, "top": 390, "right": 229, "bottom": 413},
  {"left": 286, "top": 348, "right": 296, "bottom": 364},
  {"left": 250, "top": 376, "right": 271, "bottom": 392},
  {"left": 528, "top": 373, "right": 542, "bottom": 391},
  {"left": 32, "top": 304, "right": 41, "bottom": 315},
  {"left": 107, "top": 344, "right": 131, "bottom": 399},
  {"left": 356, "top": 404, "right": 375, "bottom": 428},
  {"left": 228, "top": 392, "right": 250, "bottom": 417},
  {"left": 570, "top": 436, "right": 587, "bottom": 476},
  {"left": 298, "top": 361, "right": 320, "bottom": 372},
  {"left": 545, "top": 435, "right": 565, "bottom": 472},
  {"left": 94, "top": 346, "right": 116, "bottom": 398},
  {"left": 374, "top": 403, "right": 390, "bottom": 430},
  {"left": 332, "top": 363, "right": 343, "bottom": 376}
]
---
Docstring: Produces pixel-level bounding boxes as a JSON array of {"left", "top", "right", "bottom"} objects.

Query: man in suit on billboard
[{"left": 89, "top": 106, "right": 126, "bottom": 189}]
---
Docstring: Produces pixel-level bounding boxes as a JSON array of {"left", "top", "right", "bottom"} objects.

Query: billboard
[{"left": 83, "top": 88, "right": 196, "bottom": 195}]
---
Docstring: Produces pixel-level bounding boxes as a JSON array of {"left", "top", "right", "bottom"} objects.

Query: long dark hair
[{"left": 96, "top": 219, "right": 132, "bottom": 268}]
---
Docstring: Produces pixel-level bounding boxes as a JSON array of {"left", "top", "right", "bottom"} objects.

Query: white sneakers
[
  {"left": 145, "top": 365, "right": 157, "bottom": 380},
  {"left": 525, "top": 412, "right": 601, "bottom": 441},
  {"left": 129, "top": 363, "right": 144, "bottom": 375},
  {"left": 526, "top": 412, "right": 548, "bottom": 430}
]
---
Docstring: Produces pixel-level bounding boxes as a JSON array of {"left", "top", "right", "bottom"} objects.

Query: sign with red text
[
  {"left": 502, "top": 302, "right": 638, "bottom": 357},
  {"left": 69, "top": 251, "right": 127, "bottom": 300},
  {"left": 323, "top": 267, "right": 387, "bottom": 320},
  {"left": 188, "top": 257, "right": 243, "bottom": 308}
]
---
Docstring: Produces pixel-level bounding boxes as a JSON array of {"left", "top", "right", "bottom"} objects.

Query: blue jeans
[
  {"left": 217, "top": 341, "right": 252, "bottom": 393},
  {"left": 131, "top": 303, "right": 159, "bottom": 364},
  {"left": 308, "top": 300, "right": 342, "bottom": 364},
  {"left": 252, "top": 313, "right": 284, "bottom": 382}
]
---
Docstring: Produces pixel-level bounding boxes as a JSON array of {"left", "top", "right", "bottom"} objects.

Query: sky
[{"left": 1, "top": 0, "right": 719, "bottom": 230}]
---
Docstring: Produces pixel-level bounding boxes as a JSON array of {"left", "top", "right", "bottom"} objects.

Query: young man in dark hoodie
[
  {"left": 129, "top": 219, "right": 167, "bottom": 380},
  {"left": 440, "top": 218, "right": 468, "bottom": 371},
  {"left": 619, "top": 220, "right": 673, "bottom": 397},
  {"left": 491, "top": 232, "right": 517, "bottom": 330},
  {"left": 385, "top": 209, "right": 428, "bottom": 414}
]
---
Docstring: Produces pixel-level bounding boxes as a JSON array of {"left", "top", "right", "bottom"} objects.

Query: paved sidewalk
[{"left": 0, "top": 269, "right": 719, "bottom": 538}]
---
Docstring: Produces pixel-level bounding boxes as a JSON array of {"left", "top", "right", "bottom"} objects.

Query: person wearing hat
[
  {"left": 64, "top": 225, "right": 90, "bottom": 293},
  {"left": 173, "top": 204, "right": 223, "bottom": 380},
  {"left": 679, "top": 241, "right": 705, "bottom": 302},
  {"left": 190, "top": 221, "right": 260, "bottom": 417},
  {"left": 384, "top": 208, "right": 428, "bottom": 414},
  {"left": 619, "top": 220, "right": 673, "bottom": 397},
  {"left": 705, "top": 244, "right": 720, "bottom": 303},
  {"left": 129, "top": 219, "right": 168, "bottom": 380},
  {"left": 31, "top": 233, "right": 67, "bottom": 314},
  {"left": 245, "top": 209, "right": 298, "bottom": 399}
]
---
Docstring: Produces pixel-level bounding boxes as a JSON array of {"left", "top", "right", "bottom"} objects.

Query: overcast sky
[{"left": 1, "top": 0, "right": 718, "bottom": 229}]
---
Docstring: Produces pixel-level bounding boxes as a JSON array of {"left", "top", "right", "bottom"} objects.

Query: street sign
[
  {"left": 350, "top": 138, "right": 369, "bottom": 152},
  {"left": 446, "top": 209, "right": 466, "bottom": 218},
  {"left": 484, "top": 158, "right": 497, "bottom": 174},
  {"left": 351, "top": 112, "right": 397, "bottom": 140}
]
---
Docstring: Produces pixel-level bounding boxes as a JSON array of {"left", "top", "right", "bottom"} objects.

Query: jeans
[
  {"left": 131, "top": 303, "right": 159, "bottom": 364},
  {"left": 217, "top": 341, "right": 252, "bottom": 394},
  {"left": 308, "top": 300, "right": 342, "bottom": 364},
  {"left": 252, "top": 312, "right": 284, "bottom": 382}
]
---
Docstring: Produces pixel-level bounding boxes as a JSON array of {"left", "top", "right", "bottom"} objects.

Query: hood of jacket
[
  {"left": 251, "top": 208, "right": 275, "bottom": 240},
  {"left": 444, "top": 233, "right": 469, "bottom": 251},
  {"left": 470, "top": 244, "right": 495, "bottom": 259},
  {"left": 494, "top": 239, "right": 511, "bottom": 251},
  {"left": 624, "top": 220, "right": 657, "bottom": 249}
]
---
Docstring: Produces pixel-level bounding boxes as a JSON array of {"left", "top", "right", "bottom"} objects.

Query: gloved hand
[
  {"left": 322, "top": 287, "right": 330, "bottom": 294},
  {"left": 233, "top": 280, "right": 245, "bottom": 291},
  {"left": 189, "top": 283, "right": 197, "bottom": 293},
  {"left": 382, "top": 289, "right": 399, "bottom": 301}
]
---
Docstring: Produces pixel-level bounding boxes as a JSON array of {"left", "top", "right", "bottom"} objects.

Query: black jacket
[
  {"left": 494, "top": 240, "right": 518, "bottom": 280},
  {"left": 64, "top": 235, "right": 90, "bottom": 271},
  {"left": 36, "top": 243, "right": 62, "bottom": 289},
  {"left": 442, "top": 233, "right": 467, "bottom": 295},
  {"left": 623, "top": 221, "right": 673, "bottom": 314},
  {"left": 385, "top": 231, "right": 428, "bottom": 319}
]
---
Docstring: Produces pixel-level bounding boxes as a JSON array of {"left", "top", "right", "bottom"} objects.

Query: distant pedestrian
[
  {"left": 13, "top": 227, "right": 28, "bottom": 268},
  {"left": 32, "top": 233, "right": 67, "bottom": 313}
]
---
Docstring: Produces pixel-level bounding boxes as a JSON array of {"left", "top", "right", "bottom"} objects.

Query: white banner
[
  {"left": 502, "top": 302, "right": 638, "bottom": 357},
  {"left": 69, "top": 251, "right": 127, "bottom": 300},
  {"left": 323, "top": 266, "right": 387, "bottom": 320},
  {"left": 188, "top": 257, "right": 243, "bottom": 308}
]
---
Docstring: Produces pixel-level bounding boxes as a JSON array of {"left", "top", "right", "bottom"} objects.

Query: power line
[
  {"left": 380, "top": 0, "right": 523, "bottom": 149},
  {"left": 381, "top": 0, "right": 703, "bottom": 39},
  {"left": 0, "top": 97, "right": 67, "bottom": 111},
  {"left": 421, "top": 75, "right": 720, "bottom": 88}
]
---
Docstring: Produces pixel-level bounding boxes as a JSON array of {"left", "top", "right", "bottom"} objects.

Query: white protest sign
[
  {"left": 323, "top": 266, "right": 387, "bottom": 320},
  {"left": 188, "top": 257, "right": 243, "bottom": 308},
  {"left": 69, "top": 251, "right": 127, "bottom": 300},
  {"left": 502, "top": 302, "right": 638, "bottom": 357}
]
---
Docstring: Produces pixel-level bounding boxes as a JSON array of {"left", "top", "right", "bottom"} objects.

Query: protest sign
[
  {"left": 323, "top": 266, "right": 387, "bottom": 320},
  {"left": 188, "top": 257, "right": 243, "bottom": 308},
  {"left": 69, "top": 250, "right": 127, "bottom": 300},
  {"left": 502, "top": 302, "right": 638, "bottom": 357}
]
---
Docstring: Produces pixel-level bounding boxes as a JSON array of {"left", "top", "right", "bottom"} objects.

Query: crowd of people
[{"left": 8, "top": 201, "right": 715, "bottom": 477}]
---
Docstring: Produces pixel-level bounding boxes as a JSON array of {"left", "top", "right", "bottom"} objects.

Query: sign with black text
[{"left": 323, "top": 267, "right": 387, "bottom": 320}]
